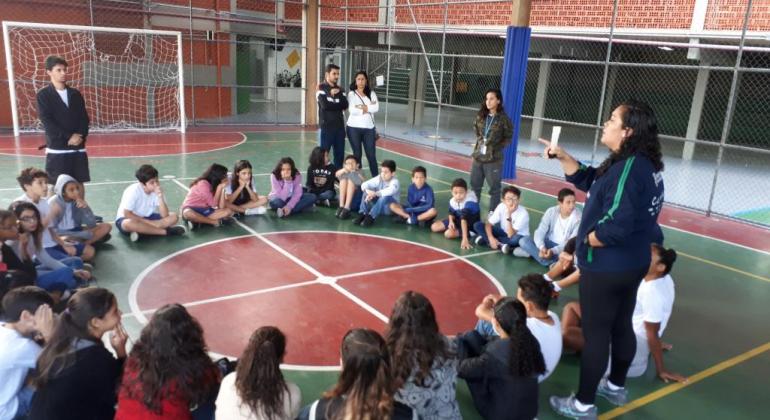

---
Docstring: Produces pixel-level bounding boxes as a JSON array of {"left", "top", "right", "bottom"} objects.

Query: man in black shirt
[
  {"left": 316, "top": 64, "right": 348, "bottom": 168},
  {"left": 36, "top": 56, "right": 91, "bottom": 184}
]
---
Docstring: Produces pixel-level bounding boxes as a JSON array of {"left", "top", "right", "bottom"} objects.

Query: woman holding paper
[
  {"left": 470, "top": 89, "right": 514, "bottom": 215},
  {"left": 543, "top": 101, "right": 666, "bottom": 419}
]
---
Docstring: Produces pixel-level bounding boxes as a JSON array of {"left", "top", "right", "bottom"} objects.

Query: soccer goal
[{"left": 3, "top": 21, "right": 186, "bottom": 136}]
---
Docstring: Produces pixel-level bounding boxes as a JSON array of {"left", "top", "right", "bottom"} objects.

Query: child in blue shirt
[
  {"left": 352, "top": 160, "right": 400, "bottom": 227},
  {"left": 431, "top": 178, "right": 481, "bottom": 249},
  {"left": 390, "top": 166, "right": 437, "bottom": 226}
]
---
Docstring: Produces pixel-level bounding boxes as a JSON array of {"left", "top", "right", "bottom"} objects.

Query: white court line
[
  {"left": 329, "top": 283, "right": 390, "bottom": 323},
  {"left": 171, "top": 179, "right": 324, "bottom": 278},
  {"left": 377, "top": 144, "right": 770, "bottom": 257},
  {"left": 0, "top": 173, "right": 273, "bottom": 192}
]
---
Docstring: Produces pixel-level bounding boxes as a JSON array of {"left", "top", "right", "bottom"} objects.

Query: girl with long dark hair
[
  {"left": 470, "top": 88, "right": 514, "bottom": 215},
  {"left": 542, "top": 100, "right": 665, "bottom": 418},
  {"left": 457, "top": 298, "right": 545, "bottom": 420},
  {"left": 115, "top": 304, "right": 220, "bottom": 419},
  {"left": 226, "top": 160, "right": 269, "bottom": 216},
  {"left": 268, "top": 157, "right": 316, "bottom": 218},
  {"left": 298, "top": 328, "right": 415, "bottom": 420},
  {"left": 347, "top": 71, "right": 379, "bottom": 177},
  {"left": 306, "top": 146, "right": 337, "bottom": 206},
  {"left": 385, "top": 291, "right": 460, "bottom": 419},
  {"left": 216, "top": 326, "right": 301, "bottom": 419},
  {"left": 28, "top": 287, "right": 127, "bottom": 420},
  {"left": 181, "top": 163, "right": 235, "bottom": 228}
]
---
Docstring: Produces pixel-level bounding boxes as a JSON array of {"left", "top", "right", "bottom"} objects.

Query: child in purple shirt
[{"left": 268, "top": 157, "right": 316, "bottom": 218}]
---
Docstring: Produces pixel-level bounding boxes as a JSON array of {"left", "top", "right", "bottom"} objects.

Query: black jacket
[
  {"left": 36, "top": 84, "right": 90, "bottom": 151},
  {"left": 316, "top": 81, "right": 348, "bottom": 131},
  {"left": 456, "top": 330, "right": 539, "bottom": 420}
]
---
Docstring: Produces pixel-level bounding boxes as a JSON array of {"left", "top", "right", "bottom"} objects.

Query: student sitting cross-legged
[
  {"left": 472, "top": 185, "right": 529, "bottom": 254},
  {"left": 115, "top": 164, "right": 186, "bottom": 242},
  {"left": 225, "top": 160, "right": 268, "bottom": 217},
  {"left": 181, "top": 163, "right": 236, "bottom": 230},
  {"left": 390, "top": 166, "right": 437, "bottom": 226},
  {"left": 48, "top": 174, "right": 112, "bottom": 246},
  {"left": 518, "top": 188, "right": 581, "bottom": 265},
  {"left": 268, "top": 157, "right": 317, "bottom": 218},
  {"left": 431, "top": 178, "right": 480, "bottom": 250},
  {"left": 353, "top": 159, "right": 400, "bottom": 227}
]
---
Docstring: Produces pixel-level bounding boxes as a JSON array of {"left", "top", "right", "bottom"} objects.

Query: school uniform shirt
[
  {"left": 116, "top": 182, "right": 160, "bottom": 219},
  {"left": 181, "top": 180, "right": 216, "bottom": 209},
  {"left": 632, "top": 275, "right": 675, "bottom": 338},
  {"left": 306, "top": 163, "right": 336, "bottom": 195},
  {"left": 28, "top": 339, "right": 124, "bottom": 420},
  {"left": 316, "top": 82, "right": 348, "bottom": 131},
  {"left": 526, "top": 312, "right": 562, "bottom": 382},
  {"left": 0, "top": 326, "right": 42, "bottom": 420},
  {"left": 447, "top": 191, "right": 481, "bottom": 222},
  {"left": 360, "top": 175, "right": 400, "bottom": 198},
  {"left": 565, "top": 153, "right": 665, "bottom": 271},
  {"left": 533, "top": 206, "right": 581, "bottom": 254},
  {"left": 268, "top": 174, "right": 304, "bottom": 211},
  {"left": 346, "top": 90, "right": 379, "bottom": 129},
  {"left": 488, "top": 203, "right": 530, "bottom": 236},
  {"left": 15, "top": 194, "right": 57, "bottom": 249},
  {"left": 215, "top": 372, "right": 302, "bottom": 420},
  {"left": 404, "top": 183, "right": 435, "bottom": 215}
]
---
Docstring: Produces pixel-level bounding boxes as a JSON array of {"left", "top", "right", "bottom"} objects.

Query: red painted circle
[
  {"left": 0, "top": 132, "right": 244, "bottom": 157},
  {"left": 133, "top": 232, "right": 502, "bottom": 367}
]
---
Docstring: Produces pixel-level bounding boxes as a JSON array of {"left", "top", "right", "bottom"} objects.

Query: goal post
[{"left": 3, "top": 21, "right": 186, "bottom": 136}]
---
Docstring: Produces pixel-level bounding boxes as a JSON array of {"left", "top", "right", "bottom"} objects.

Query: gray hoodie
[{"left": 48, "top": 174, "right": 97, "bottom": 240}]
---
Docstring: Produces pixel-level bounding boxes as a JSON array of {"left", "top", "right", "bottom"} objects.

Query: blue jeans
[
  {"left": 518, "top": 236, "right": 559, "bottom": 266},
  {"left": 348, "top": 126, "right": 378, "bottom": 177},
  {"left": 475, "top": 320, "right": 499, "bottom": 337},
  {"left": 36, "top": 256, "right": 83, "bottom": 292},
  {"left": 359, "top": 195, "right": 396, "bottom": 219},
  {"left": 320, "top": 127, "right": 346, "bottom": 169},
  {"left": 472, "top": 221, "right": 523, "bottom": 248},
  {"left": 269, "top": 193, "right": 317, "bottom": 214},
  {"left": 45, "top": 243, "right": 86, "bottom": 260},
  {"left": 315, "top": 189, "right": 337, "bottom": 202}
]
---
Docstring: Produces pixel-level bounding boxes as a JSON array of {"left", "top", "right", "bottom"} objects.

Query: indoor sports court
[{"left": 1, "top": 1, "right": 769, "bottom": 419}]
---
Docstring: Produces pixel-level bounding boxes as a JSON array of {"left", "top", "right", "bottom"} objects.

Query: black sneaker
[
  {"left": 361, "top": 215, "right": 375, "bottom": 227},
  {"left": 352, "top": 214, "right": 366, "bottom": 225},
  {"left": 339, "top": 208, "right": 352, "bottom": 220},
  {"left": 335, "top": 208, "right": 343, "bottom": 218},
  {"left": 393, "top": 215, "right": 407, "bottom": 224},
  {"left": 166, "top": 225, "right": 187, "bottom": 236},
  {"left": 95, "top": 233, "right": 111, "bottom": 245},
  {"left": 94, "top": 215, "right": 104, "bottom": 223},
  {"left": 221, "top": 217, "right": 235, "bottom": 226}
]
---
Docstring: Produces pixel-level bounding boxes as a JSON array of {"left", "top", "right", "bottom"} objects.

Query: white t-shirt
[
  {"left": 346, "top": 90, "right": 379, "bottom": 129},
  {"left": 527, "top": 311, "right": 562, "bottom": 382},
  {"left": 16, "top": 194, "right": 57, "bottom": 249},
  {"left": 488, "top": 203, "right": 530, "bottom": 236},
  {"left": 56, "top": 88, "right": 68, "bottom": 107},
  {"left": 548, "top": 211, "right": 576, "bottom": 245},
  {"left": 0, "top": 325, "right": 42, "bottom": 419},
  {"left": 116, "top": 182, "right": 160, "bottom": 219},
  {"left": 632, "top": 275, "right": 675, "bottom": 338},
  {"left": 215, "top": 372, "right": 301, "bottom": 420}
]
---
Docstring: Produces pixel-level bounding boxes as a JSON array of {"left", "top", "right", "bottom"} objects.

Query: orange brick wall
[
  {"left": 705, "top": 0, "right": 770, "bottom": 30},
  {"left": 320, "top": 0, "right": 380, "bottom": 23},
  {"left": 237, "top": 0, "right": 276, "bottom": 14},
  {"left": 530, "top": 0, "right": 695, "bottom": 29},
  {"left": 393, "top": 0, "right": 512, "bottom": 26}
]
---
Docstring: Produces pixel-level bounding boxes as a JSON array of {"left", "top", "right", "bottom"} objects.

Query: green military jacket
[{"left": 471, "top": 111, "right": 514, "bottom": 163}]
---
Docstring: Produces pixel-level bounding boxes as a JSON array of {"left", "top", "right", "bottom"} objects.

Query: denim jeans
[
  {"left": 269, "top": 193, "right": 317, "bottom": 214},
  {"left": 348, "top": 126, "right": 378, "bottom": 177},
  {"left": 359, "top": 195, "right": 396, "bottom": 219},
  {"left": 315, "top": 189, "right": 337, "bottom": 202},
  {"left": 472, "top": 221, "right": 523, "bottom": 247},
  {"left": 36, "top": 256, "right": 83, "bottom": 291},
  {"left": 518, "top": 236, "right": 559, "bottom": 266},
  {"left": 320, "top": 127, "right": 347, "bottom": 169}
]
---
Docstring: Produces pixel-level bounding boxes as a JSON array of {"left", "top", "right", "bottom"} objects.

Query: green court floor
[{"left": 1, "top": 130, "right": 767, "bottom": 419}]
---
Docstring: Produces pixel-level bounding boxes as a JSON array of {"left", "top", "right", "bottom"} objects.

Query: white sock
[
  {"left": 574, "top": 399, "right": 594, "bottom": 411},
  {"left": 553, "top": 282, "right": 562, "bottom": 292},
  {"left": 607, "top": 380, "right": 623, "bottom": 391},
  {"left": 543, "top": 273, "right": 553, "bottom": 282}
]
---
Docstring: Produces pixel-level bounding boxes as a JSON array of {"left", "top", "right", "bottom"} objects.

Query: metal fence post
[{"left": 589, "top": 0, "right": 619, "bottom": 165}]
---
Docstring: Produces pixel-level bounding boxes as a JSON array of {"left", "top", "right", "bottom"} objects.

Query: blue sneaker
[
  {"left": 597, "top": 378, "right": 628, "bottom": 406},
  {"left": 550, "top": 395, "right": 598, "bottom": 419}
]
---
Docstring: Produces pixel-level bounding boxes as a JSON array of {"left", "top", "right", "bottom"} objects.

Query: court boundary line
[{"left": 598, "top": 341, "right": 770, "bottom": 419}]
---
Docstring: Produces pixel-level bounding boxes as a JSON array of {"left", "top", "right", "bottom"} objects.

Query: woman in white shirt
[{"left": 347, "top": 71, "right": 379, "bottom": 177}]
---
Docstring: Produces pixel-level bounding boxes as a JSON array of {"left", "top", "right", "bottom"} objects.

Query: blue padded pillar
[{"left": 500, "top": 26, "right": 531, "bottom": 179}]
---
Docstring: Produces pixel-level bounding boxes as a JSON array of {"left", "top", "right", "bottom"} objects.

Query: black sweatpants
[{"left": 576, "top": 266, "right": 648, "bottom": 404}]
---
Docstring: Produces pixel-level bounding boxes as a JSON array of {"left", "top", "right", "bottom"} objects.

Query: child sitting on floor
[
  {"left": 472, "top": 185, "right": 529, "bottom": 254},
  {"left": 353, "top": 160, "right": 400, "bottom": 227},
  {"left": 306, "top": 146, "right": 337, "bottom": 207},
  {"left": 335, "top": 154, "right": 365, "bottom": 220},
  {"left": 225, "top": 160, "right": 268, "bottom": 216},
  {"left": 47, "top": 174, "right": 112, "bottom": 246},
  {"left": 181, "top": 163, "right": 235, "bottom": 229},
  {"left": 390, "top": 166, "right": 437, "bottom": 226},
  {"left": 268, "top": 157, "right": 317, "bottom": 218},
  {"left": 431, "top": 178, "right": 480, "bottom": 250}
]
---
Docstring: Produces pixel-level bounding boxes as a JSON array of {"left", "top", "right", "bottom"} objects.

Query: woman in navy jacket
[{"left": 542, "top": 101, "right": 665, "bottom": 419}]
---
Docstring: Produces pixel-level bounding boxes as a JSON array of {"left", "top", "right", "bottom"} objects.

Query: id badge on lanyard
[{"left": 481, "top": 115, "right": 495, "bottom": 155}]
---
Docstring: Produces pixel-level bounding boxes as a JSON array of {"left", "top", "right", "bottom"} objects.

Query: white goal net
[{"left": 3, "top": 21, "right": 186, "bottom": 135}]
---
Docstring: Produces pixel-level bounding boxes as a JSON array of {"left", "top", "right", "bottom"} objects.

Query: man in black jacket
[
  {"left": 316, "top": 64, "right": 348, "bottom": 168},
  {"left": 36, "top": 56, "right": 90, "bottom": 184}
]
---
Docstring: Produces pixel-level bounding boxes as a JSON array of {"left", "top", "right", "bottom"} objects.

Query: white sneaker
[
  {"left": 129, "top": 232, "right": 140, "bottom": 242},
  {"left": 245, "top": 206, "right": 267, "bottom": 216},
  {"left": 276, "top": 207, "right": 284, "bottom": 218},
  {"left": 487, "top": 210, "right": 494, "bottom": 220},
  {"left": 512, "top": 247, "right": 530, "bottom": 258}
]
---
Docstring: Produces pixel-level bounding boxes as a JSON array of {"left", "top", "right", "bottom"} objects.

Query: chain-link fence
[{"left": 1, "top": 0, "right": 768, "bottom": 226}]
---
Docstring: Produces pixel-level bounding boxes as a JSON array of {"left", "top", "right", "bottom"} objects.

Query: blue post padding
[{"left": 500, "top": 26, "right": 532, "bottom": 180}]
